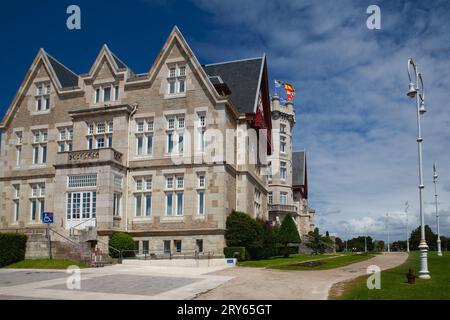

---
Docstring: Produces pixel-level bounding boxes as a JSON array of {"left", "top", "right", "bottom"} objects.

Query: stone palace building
[{"left": 0, "top": 27, "right": 314, "bottom": 257}]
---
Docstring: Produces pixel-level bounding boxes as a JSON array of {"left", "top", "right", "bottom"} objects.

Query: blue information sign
[{"left": 41, "top": 212, "right": 54, "bottom": 224}]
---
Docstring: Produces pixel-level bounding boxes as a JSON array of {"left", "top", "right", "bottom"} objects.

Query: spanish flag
[{"left": 284, "top": 83, "right": 296, "bottom": 100}]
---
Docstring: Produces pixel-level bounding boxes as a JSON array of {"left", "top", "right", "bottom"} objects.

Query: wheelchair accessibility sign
[{"left": 41, "top": 212, "right": 54, "bottom": 224}]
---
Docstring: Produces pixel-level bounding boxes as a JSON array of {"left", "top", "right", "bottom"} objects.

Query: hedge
[
  {"left": 0, "top": 233, "right": 28, "bottom": 267},
  {"left": 224, "top": 247, "right": 246, "bottom": 261},
  {"left": 109, "top": 232, "right": 135, "bottom": 258}
]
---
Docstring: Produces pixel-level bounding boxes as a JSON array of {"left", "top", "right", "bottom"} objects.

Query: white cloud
[{"left": 190, "top": 0, "right": 450, "bottom": 241}]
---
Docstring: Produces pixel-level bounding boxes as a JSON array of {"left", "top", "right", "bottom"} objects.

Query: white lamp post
[
  {"left": 386, "top": 213, "right": 390, "bottom": 253},
  {"left": 405, "top": 201, "right": 410, "bottom": 253},
  {"left": 407, "top": 57, "right": 431, "bottom": 279},
  {"left": 433, "top": 163, "right": 443, "bottom": 256}
]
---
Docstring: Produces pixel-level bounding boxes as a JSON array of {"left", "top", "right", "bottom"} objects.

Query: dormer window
[
  {"left": 167, "top": 64, "right": 186, "bottom": 96},
  {"left": 35, "top": 82, "right": 51, "bottom": 112},
  {"left": 94, "top": 84, "right": 120, "bottom": 104}
]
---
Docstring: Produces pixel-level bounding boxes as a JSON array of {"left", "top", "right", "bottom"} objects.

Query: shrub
[
  {"left": 0, "top": 233, "right": 28, "bottom": 267},
  {"left": 224, "top": 247, "right": 246, "bottom": 261},
  {"left": 277, "top": 214, "right": 301, "bottom": 257},
  {"left": 109, "top": 232, "right": 135, "bottom": 258},
  {"left": 225, "top": 211, "right": 264, "bottom": 250}
]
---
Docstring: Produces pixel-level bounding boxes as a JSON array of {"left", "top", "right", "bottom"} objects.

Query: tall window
[
  {"left": 280, "top": 123, "right": 287, "bottom": 134},
  {"left": 86, "top": 121, "right": 113, "bottom": 149},
  {"left": 35, "top": 82, "right": 51, "bottom": 111},
  {"left": 167, "top": 64, "right": 186, "bottom": 95},
  {"left": 94, "top": 84, "right": 120, "bottom": 103},
  {"left": 165, "top": 175, "right": 184, "bottom": 216},
  {"left": 280, "top": 135, "right": 287, "bottom": 154},
  {"left": 197, "top": 173, "right": 205, "bottom": 216},
  {"left": 113, "top": 193, "right": 121, "bottom": 217},
  {"left": 30, "top": 184, "right": 45, "bottom": 221},
  {"left": 135, "top": 118, "right": 153, "bottom": 157},
  {"left": 197, "top": 113, "right": 206, "bottom": 152},
  {"left": 15, "top": 131, "right": 22, "bottom": 166},
  {"left": 32, "top": 130, "right": 48, "bottom": 165},
  {"left": 174, "top": 240, "right": 182, "bottom": 253},
  {"left": 280, "top": 161, "right": 287, "bottom": 181},
  {"left": 268, "top": 192, "right": 273, "bottom": 205},
  {"left": 166, "top": 115, "right": 185, "bottom": 154},
  {"left": 267, "top": 161, "right": 272, "bottom": 181},
  {"left": 280, "top": 192, "right": 288, "bottom": 205},
  {"left": 134, "top": 176, "right": 152, "bottom": 217},
  {"left": 67, "top": 191, "right": 96, "bottom": 220},
  {"left": 254, "top": 189, "right": 261, "bottom": 217},
  {"left": 58, "top": 127, "right": 73, "bottom": 152},
  {"left": 13, "top": 185, "right": 20, "bottom": 222}
]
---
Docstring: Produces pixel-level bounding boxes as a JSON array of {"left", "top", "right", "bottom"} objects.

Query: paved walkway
[
  {"left": 196, "top": 253, "right": 408, "bottom": 300},
  {"left": 0, "top": 264, "right": 233, "bottom": 300}
]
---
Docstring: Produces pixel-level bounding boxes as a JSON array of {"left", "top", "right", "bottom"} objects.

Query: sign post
[{"left": 42, "top": 212, "right": 54, "bottom": 259}]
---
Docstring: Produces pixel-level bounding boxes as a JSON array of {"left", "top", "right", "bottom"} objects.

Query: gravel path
[{"left": 195, "top": 252, "right": 408, "bottom": 300}]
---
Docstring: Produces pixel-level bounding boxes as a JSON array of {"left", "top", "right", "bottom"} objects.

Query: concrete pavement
[{"left": 196, "top": 252, "right": 408, "bottom": 300}]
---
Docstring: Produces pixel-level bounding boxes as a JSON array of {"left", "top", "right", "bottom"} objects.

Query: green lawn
[
  {"left": 273, "top": 253, "right": 375, "bottom": 271},
  {"left": 5, "top": 259, "right": 88, "bottom": 269},
  {"left": 238, "top": 253, "right": 375, "bottom": 270},
  {"left": 332, "top": 251, "right": 450, "bottom": 300}
]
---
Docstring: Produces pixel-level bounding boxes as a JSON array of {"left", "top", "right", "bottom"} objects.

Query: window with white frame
[
  {"left": 167, "top": 64, "right": 186, "bottom": 95},
  {"left": 58, "top": 127, "right": 73, "bottom": 152},
  {"left": 166, "top": 115, "right": 185, "bottom": 154},
  {"left": 280, "top": 161, "right": 287, "bottom": 181},
  {"left": 114, "top": 175, "right": 123, "bottom": 189},
  {"left": 113, "top": 193, "right": 122, "bottom": 217},
  {"left": 94, "top": 84, "right": 120, "bottom": 103},
  {"left": 13, "top": 185, "right": 20, "bottom": 222},
  {"left": 134, "top": 176, "right": 152, "bottom": 217},
  {"left": 267, "top": 161, "right": 272, "bottom": 181},
  {"left": 30, "top": 184, "right": 45, "bottom": 222},
  {"left": 165, "top": 175, "right": 184, "bottom": 216},
  {"left": 135, "top": 118, "right": 154, "bottom": 157},
  {"left": 268, "top": 192, "right": 273, "bottom": 205},
  {"left": 67, "top": 191, "right": 96, "bottom": 220},
  {"left": 254, "top": 189, "right": 261, "bottom": 217},
  {"left": 68, "top": 174, "right": 97, "bottom": 188},
  {"left": 197, "top": 113, "right": 206, "bottom": 152},
  {"left": 197, "top": 173, "right": 205, "bottom": 216},
  {"left": 86, "top": 121, "right": 113, "bottom": 150},
  {"left": 15, "top": 131, "right": 22, "bottom": 166},
  {"left": 35, "top": 82, "right": 51, "bottom": 112},
  {"left": 32, "top": 130, "right": 48, "bottom": 165},
  {"left": 280, "top": 135, "right": 287, "bottom": 154},
  {"left": 280, "top": 192, "right": 288, "bottom": 205}
]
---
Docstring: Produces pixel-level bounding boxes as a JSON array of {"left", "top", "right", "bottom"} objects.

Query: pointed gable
[
  {"left": 85, "top": 44, "right": 130, "bottom": 81},
  {"left": 0, "top": 49, "right": 80, "bottom": 128}
]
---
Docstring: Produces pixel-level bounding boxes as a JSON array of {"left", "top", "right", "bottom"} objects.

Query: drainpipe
[{"left": 125, "top": 104, "right": 138, "bottom": 232}]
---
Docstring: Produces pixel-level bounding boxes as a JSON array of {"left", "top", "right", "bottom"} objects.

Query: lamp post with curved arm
[{"left": 407, "top": 58, "right": 430, "bottom": 279}]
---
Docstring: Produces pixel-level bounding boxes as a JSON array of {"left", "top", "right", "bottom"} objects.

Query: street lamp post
[
  {"left": 386, "top": 213, "right": 390, "bottom": 253},
  {"left": 407, "top": 57, "right": 431, "bottom": 279},
  {"left": 405, "top": 202, "right": 410, "bottom": 253},
  {"left": 433, "top": 163, "right": 443, "bottom": 256}
]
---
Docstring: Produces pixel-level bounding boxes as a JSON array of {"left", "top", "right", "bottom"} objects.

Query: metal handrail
[{"left": 69, "top": 217, "right": 97, "bottom": 237}]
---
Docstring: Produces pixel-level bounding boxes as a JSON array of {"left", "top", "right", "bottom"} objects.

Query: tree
[
  {"left": 409, "top": 225, "right": 437, "bottom": 251},
  {"left": 334, "top": 237, "right": 345, "bottom": 252},
  {"left": 277, "top": 214, "right": 301, "bottom": 257},
  {"left": 373, "top": 240, "right": 385, "bottom": 252},
  {"left": 346, "top": 236, "right": 374, "bottom": 252},
  {"left": 257, "top": 220, "right": 278, "bottom": 259},
  {"left": 306, "top": 227, "right": 328, "bottom": 254},
  {"left": 225, "top": 210, "right": 264, "bottom": 250}
]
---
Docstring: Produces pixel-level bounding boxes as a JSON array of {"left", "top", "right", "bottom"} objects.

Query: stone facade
[
  {"left": 268, "top": 94, "right": 315, "bottom": 238},
  {"left": 0, "top": 27, "right": 276, "bottom": 257}
]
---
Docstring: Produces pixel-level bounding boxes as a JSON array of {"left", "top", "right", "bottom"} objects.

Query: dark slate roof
[
  {"left": 292, "top": 151, "right": 306, "bottom": 186},
  {"left": 45, "top": 53, "right": 79, "bottom": 88},
  {"left": 202, "top": 57, "right": 263, "bottom": 114},
  {"left": 111, "top": 52, "right": 127, "bottom": 70}
]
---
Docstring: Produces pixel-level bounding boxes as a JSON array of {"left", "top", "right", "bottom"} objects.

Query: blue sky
[{"left": 1, "top": 0, "right": 450, "bottom": 242}]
